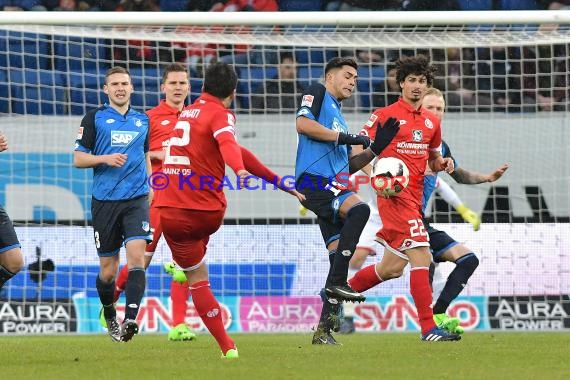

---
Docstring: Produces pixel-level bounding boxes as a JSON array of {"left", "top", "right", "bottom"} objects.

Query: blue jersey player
[
  {"left": 0, "top": 131, "right": 24, "bottom": 292},
  {"left": 294, "top": 57, "right": 399, "bottom": 345},
  {"left": 421, "top": 88, "right": 509, "bottom": 333},
  {"left": 74, "top": 67, "right": 152, "bottom": 343}
]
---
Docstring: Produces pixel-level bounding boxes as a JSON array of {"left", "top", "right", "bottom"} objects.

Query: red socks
[
  {"left": 348, "top": 264, "right": 382, "bottom": 292},
  {"left": 170, "top": 280, "right": 190, "bottom": 326},
  {"left": 410, "top": 267, "right": 436, "bottom": 335},
  {"left": 190, "top": 280, "right": 234, "bottom": 353},
  {"left": 113, "top": 265, "right": 129, "bottom": 303}
]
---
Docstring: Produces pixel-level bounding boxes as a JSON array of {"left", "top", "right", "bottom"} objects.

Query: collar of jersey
[
  {"left": 397, "top": 97, "right": 422, "bottom": 114},
  {"left": 199, "top": 92, "right": 225, "bottom": 106},
  {"left": 104, "top": 102, "right": 133, "bottom": 118},
  {"left": 157, "top": 99, "right": 182, "bottom": 115}
]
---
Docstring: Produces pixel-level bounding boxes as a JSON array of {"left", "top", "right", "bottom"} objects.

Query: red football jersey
[
  {"left": 154, "top": 93, "right": 240, "bottom": 211},
  {"left": 361, "top": 98, "right": 442, "bottom": 208},
  {"left": 146, "top": 100, "right": 182, "bottom": 174}
]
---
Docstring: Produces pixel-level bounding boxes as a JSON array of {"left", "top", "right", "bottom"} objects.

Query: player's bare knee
[{"left": 2, "top": 248, "right": 24, "bottom": 273}]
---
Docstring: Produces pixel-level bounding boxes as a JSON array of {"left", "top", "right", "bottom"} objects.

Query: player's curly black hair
[{"left": 394, "top": 55, "right": 436, "bottom": 87}]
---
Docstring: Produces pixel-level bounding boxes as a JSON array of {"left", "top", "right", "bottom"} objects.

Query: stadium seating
[
  {"left": 295, "top": 48, "right": 336, "bottom": 64},
  {"left": 129, "top": 67, "right": 162, "bottom": 111},
  {"left": 189, "top": 78, "right": 204, "bottom": 104},
  {"left": 297, "top": 65, "right": 324, "bottom": 88},
  {"left": 0, "top": 30, "right": 6, "bottom": 70},
  {"left": 236, "top": 66, "right": 279, "bottom": 109},
  {"left": 0, "top": 69, "right": 8, "bottom": 113},
  {"left": 357, "top": 65, "right": 385, "bottom": 109},
  {"left": 279, "top": 0, "right": 323, "bottom": 11},
  {"left": 67, "top": 69, "right": 106, "bottom": 115},
  {"left": 9, "top": 69, "right": 66, "bottom": 115},
  {"left": 5, "top": 31, "right": 50, "bottom": 69},
  {"left": 500, "top": 0, "right": 539, "bottom": 10},
  {"left": 53, "top": 37, "right": 109, "bottom": 72},
  {"left": 159, "top": 0, "right": 189, "bottom": 11},
  {"left": 458, "top": 0, "right": 492, "bottom": 10}
]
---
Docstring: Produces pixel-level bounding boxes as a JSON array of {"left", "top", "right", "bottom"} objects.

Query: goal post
[{"left": 0, "top": 11, "right": 569, "bottom": 334}]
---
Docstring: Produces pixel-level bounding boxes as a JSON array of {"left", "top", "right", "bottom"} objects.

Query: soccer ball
[{"left": 370, "top": 157, "right": 409, "bottom": 197}]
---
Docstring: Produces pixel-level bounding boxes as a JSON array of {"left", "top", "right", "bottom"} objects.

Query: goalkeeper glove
[
  {"left": 299, "top": 204, "right": 309, "bottom": 216},
  {"left": 370, "top": 117, "right": 400, "bottom": 156},
  {"left": 456, "top": 204, "right": 481, "bottom": 231},
  {"left": 337, "top": 132, "right": 371, "bottom": 149}
]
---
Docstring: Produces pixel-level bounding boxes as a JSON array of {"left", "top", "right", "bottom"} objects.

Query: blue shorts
[
  {"left": 0, "top": 205, "right": 20, "bottom": 253},
  {"left": 91, "top": 195, "right": 152, "bottom": 256},
  {"left": 297, "top": 174, "right": 354, "bottom": 246},
  {"left": 426, "top": 224, "right": 459, "bottom": 262}
]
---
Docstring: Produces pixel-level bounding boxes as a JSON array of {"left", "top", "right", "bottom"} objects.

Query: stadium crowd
[{"left": 0, "top": 0, "right": 569, "bottom": 114}]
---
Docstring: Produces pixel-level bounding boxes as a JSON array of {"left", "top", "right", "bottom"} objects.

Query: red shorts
[
  {"left": 146, "top": 204, "right": 162, "bottom": 254},
  {"left": 376, "top": 196, "right": 429, "bottom": 259},
  {"left": 159, "top": 207, "right": 225, "bottom": 269}
]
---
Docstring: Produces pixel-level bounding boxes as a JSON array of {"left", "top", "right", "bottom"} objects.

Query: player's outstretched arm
[
  {"left": 240, "top": 146, "right": 305, "bottom": 202},
  {"left": 450, "top": 163, "right": 509, "bottom": 184}
]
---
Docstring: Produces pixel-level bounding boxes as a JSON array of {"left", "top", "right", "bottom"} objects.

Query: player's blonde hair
[{"left": 424, "top": 87, "right": 444, "bottom": 99}]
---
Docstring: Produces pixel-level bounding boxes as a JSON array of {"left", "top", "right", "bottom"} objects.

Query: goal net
[{"left": 0, "top": 11, "right": 569, "bottom": 334}]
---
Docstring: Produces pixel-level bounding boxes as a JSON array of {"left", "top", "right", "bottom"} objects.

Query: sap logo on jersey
[{"left": 111, "top": 130, "right": 139, "bottom": 146}]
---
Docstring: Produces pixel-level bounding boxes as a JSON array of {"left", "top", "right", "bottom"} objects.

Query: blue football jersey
[
  {"left": 294, "top": 83, "right": 352, "bottom": 181},
  {"left": 422, "top": 140, "right": 458, "bottom": 212},
  {"left": 75, "top": 104, "right": 150, "bottom": 201}
]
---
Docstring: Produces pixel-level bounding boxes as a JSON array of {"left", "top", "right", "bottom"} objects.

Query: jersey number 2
[{"left": 164, "top": 120, "right": 191, "bottom": 166}]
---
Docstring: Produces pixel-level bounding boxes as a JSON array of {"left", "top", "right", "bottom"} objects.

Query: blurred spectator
[
  {"left": 520, "top": 44, "right": 568, "bottom": 111},
  {"left": 476, "top": 46, "right": 522, "bottom": 112},
  {"left": 2, "top": 0, "right": 46, "bottom": 10},
  {"left": 172, "top": 26, "right": 219, "bottom": 77},
  {"left": 326, "top": 0, "right": 402, "bottom": 11},
  {"left": 53, "top": 0, "right": 91, "bottom": 10},
  {"left": 210, "top": 0, "right": 277, "bottom": 11},
  {"left": 116, "top": 0, "right": 160, "bottom": 11},
  {"left": 251, "top": 51, "right": 305, "bottom": 113},
  {"left": 402, "top": 0, "right": 460, "bottom": 10},
  {"left": 216, "top": 1, "right": 280, "bottom": 67},
  {"left": 187, "top": 0, "right": 217, "bottom": 10},
  {"left": 538, "top": 0, "right": 570, "bottom": 9},
  {"left": 112, "top": 0, "right": 167, "bottom": 68},
  {"left": 432, "top": 47, "right": 491, "bottom": 112}
]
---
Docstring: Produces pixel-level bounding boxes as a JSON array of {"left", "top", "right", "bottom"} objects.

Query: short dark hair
[
  {"left": 162, "top": 63, "right": 189, "bottom": 83},
  {"left": 203, "top": 62, "right": 238, "bottom": 99},
  {"left": 105, "top": 66, "right": 130, "bottom": 83},
  {"left": 395, "top": 55, "right": 436, "bottom": 87},
  {"left": 324, "top": 57, "right": 358, "bottom": 75}
]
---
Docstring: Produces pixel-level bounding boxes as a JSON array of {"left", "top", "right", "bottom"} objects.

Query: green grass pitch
[{"left": 1, "top": 332, "right": 569, "bottom": 380}]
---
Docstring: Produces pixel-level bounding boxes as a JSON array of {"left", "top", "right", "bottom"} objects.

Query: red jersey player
[
  {"left": 349, "top": 56, "right": 461, "bottom": 341},
  {"left": 154, "top": 62, "right": 304, "bottom": 359},
  {"left": 111, "top": 63, "right": 197, "bottom": 341}
]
